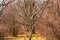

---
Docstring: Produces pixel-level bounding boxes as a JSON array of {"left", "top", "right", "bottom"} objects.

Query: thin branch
[{"left": 38, "top": 0, "right": 49, "bottom": 18}]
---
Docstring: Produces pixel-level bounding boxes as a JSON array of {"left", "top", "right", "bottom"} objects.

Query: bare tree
[
  {"left": 44, "top": 0, "right": 60, "bottom": 40},
  {"left": 14, "top": 0, "right": 49, "bottom": 40},
  {"left": 0, "top": 0, "right": 18, "bottom": 37}
]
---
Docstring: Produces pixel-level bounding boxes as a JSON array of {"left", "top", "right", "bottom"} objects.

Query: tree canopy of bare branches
[{"left": 0, "top": 0, "right": 60, "bottom": 40}]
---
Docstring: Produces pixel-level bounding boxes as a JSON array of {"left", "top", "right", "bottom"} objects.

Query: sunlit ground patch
[{"left": 0, "top": 34, "right": 59, "bottom": 40}]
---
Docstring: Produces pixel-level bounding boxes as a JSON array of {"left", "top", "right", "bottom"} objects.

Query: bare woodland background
[{"left": 0, "top": 0, "right": 60, "bottom": 40}]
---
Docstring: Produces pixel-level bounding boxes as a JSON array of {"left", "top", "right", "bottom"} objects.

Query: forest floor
[
  {"left": 16, "top": 34, "right": 47, "bottom": 40},
  {"left": 0, "top": 34, "right": 58, "bottom": 40},
  {"left": 0, "top": 34, "right": 46, "bottom": 40}
]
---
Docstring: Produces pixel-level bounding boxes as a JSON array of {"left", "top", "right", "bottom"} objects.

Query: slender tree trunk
[{"left": 29, "top": 26, "right": 34, "bottom": 40}]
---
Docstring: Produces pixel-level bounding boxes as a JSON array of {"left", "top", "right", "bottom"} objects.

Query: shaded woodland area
[{"left": 0, "top": 0, "right": 60, "bottom": 40}]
